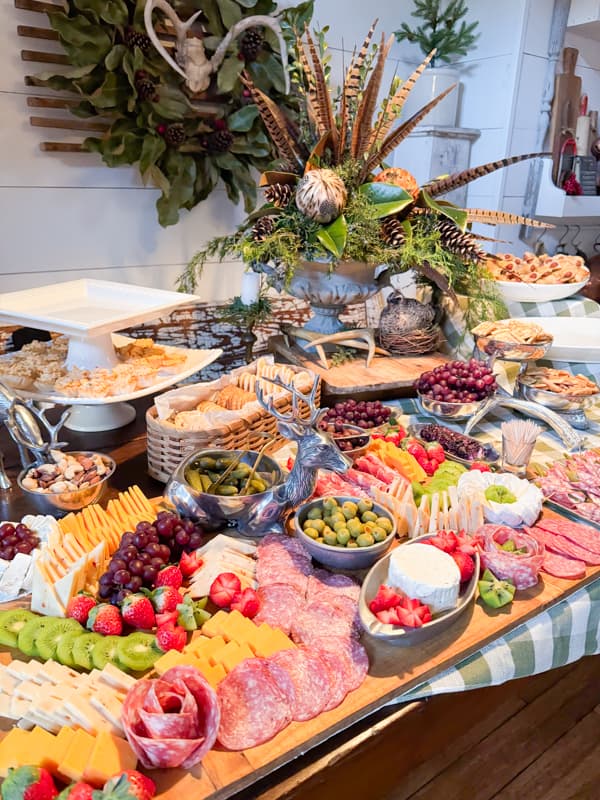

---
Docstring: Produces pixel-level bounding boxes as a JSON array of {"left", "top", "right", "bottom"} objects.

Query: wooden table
[{"left": 1, "top": 399, "right": 598, "bottom": 800}]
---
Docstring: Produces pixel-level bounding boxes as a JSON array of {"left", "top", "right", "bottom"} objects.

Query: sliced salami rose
[
  {"left": 217, "top": 658, "right": 291, "bottom": 750},
  {"left": 254, "top": 583, "right": 304, "bottom": 634},
  {"left": 268, "top": 647, "right": 331, "bottom": 721},
  {"left": 121, "top": 667, "right": 220, "bottom": 769},
  {"left": 307, "top": 635, "right": 369, "bottom": 692},
  {"left": 477, "top": 525, "right": 544, "bottom": 589},
  {"left": 535, "top": 517, "right": 600, "bottom": 555},
  {"left": 540, "top": 550, "right": 586, "bottom": 580}
]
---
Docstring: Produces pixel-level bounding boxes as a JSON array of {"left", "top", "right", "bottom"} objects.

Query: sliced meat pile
[
  {"left": 524, "top": 516, "right": 600, "bottom": 579},
  {"left": 476, "top": 524, "right": 544, "bottom": 589},
  {"left": 536, "top": 451, "right": 600, "bottom": 523},
  {"left": 121, "top": 665, "right": 220, "bottom": 768}
]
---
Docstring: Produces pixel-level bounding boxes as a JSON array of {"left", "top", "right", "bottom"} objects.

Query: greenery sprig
[{"left": 395, "top": 0, "right": 479, "bottom": 67}]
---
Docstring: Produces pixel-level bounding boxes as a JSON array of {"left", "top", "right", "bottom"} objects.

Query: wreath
[{"left": 32, "top": 0, "right": 314, "bottom": 226}]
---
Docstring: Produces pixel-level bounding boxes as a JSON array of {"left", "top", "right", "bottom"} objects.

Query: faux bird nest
[
  {"left": 377, "top": 292, "right": 442, "bottom": 355},
  {"left": 378, "top": 323, "right": 441, "bottom": 356}
]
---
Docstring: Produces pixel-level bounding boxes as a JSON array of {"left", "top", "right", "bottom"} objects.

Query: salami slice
[
  {"left": 535, "top": 517, "right": 600, "bottom": 555},
  {"left": 306, "top": 571, "right": 361, "bottom": 602},
  {"left": 307, "top": 635, "right": 369, "bottom": 692},
  {"left": 259, "top": 533, "right": 310, "bottom": 559},
  {"left": 268, "top": 647, "right": 331, "bottom": 721},
  {"left": 217, "top": 658, "right": 291, "bottom": 750},
  {"left": 525, "top": 526, "right": 600, "bottom": 566},
  {"left": 121, "top": 668, "right": 220, "bottom": 769},
  {"left": 540, "top": 550, "right": 586, "bottom": 580},
  {"left": 313, "top": 648, "right": 348, "bottom": 711},
  {"left": 291, "top": 602, "right": 355, "bottom": 645},
  {"left": 254, "top": 583, "right": 304, "bottom": 634},
  {"left": 478, "top": 525, "right": 544, "bottom": 589}
]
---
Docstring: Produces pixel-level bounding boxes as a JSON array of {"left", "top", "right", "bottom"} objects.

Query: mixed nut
[{"left": 21, "top": 451, "right": 111, "bottom": 494}]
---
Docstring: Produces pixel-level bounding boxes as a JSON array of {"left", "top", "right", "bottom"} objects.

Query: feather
[
  {"left": 417, "top": 261, "right": 457, "bottom": 303},
  {"left": 295, "top": 35, "right": 318, "bottom": 128},
  {"left": 464, "top": 207, "right": 554, "bottom": 228},
  {"left": 351, "top": 33, "right": 393, "bottom": 159},
  {"left": 370, "top": 49, "right": 436, "bottom": 148},
  {"left": 303, "top": 26, "right": 338, "bottom": 152},
  {"left": 337, "top": 19, "right": 378, "bottom": 160},
  {"left": 472, "top": 232, "right": 512, "bottom": 243},
  {"left": 240, "top": 76, "right": 302, "bottom": 172},
  {"left": 425, "top": 154, "right": 550, "bottom": 198},
  {"left": 360, "top": 83, "right": 457, "bottom": 180}
]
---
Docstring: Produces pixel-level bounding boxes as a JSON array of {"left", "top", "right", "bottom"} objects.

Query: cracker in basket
[
  {"left": 212, "top": 384, "right": 255, "bottom": 410},
  {"left": 195, "top": 400, "right": 223, "bottom": 412},
  {"left": 173, "top": 411, "right": 210, "bottom": 431},
  {"left": 236, "top": 373, "right": 257, "bottom": 393},
  {"left": 472, "top": 319, "right": 553, "bottom": 345}
]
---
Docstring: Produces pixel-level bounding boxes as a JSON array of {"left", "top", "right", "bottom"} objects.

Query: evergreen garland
[{"left": 395, "top": 0, "right": 479, "bottom": 66}]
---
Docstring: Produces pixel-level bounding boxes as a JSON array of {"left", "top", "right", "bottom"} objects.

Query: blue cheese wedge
[{"left": 388, "top": 543, "right": 460, "bottom": 614}]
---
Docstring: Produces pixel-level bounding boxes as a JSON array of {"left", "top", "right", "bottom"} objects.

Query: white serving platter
[
  {"left": 0, "top": 279, "right": 200, "bottom": 338},
  {"left": 511, "top": 316, "right": 600, "bottom": 363},
  {"left": 494, "top": 271, "right": 589, "bottom": 304}
]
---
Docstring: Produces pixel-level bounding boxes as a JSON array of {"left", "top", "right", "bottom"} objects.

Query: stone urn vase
[{"left": 286, "top": 260, "right": 389, "bottom": 334}]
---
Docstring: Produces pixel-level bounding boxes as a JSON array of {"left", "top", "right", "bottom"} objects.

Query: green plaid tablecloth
[{"left": 385, "top": 398, "right": 600, "bottom": 702}]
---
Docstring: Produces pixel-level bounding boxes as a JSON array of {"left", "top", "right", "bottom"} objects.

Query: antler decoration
[
  {"left": 255, "top": 375, "right": 323, "bottom": 432},
  {"left": 144, "top": 0, "right": 290, "bottom": 95}
]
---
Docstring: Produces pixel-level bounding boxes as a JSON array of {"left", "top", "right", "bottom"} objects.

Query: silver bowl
[
  {"left": 294, "top": 495, "right": 396, "bottom": 570},
  {"left": 473, "top": 332, "right": 552, "bottom": 362},
  {"left": 358, "top": 534, "right": 480, "bottom": 645},
  {"left": 417, "top": 391, "right": 495, "bottom": 421},
  {"left": 321, "top": 423, "right": 371, "bottom": 460},
  {"left": 516, "top": 376, "right": 598, "bottom": 413},
  {"left": 17, "top": 451, "right": 116, "bottom": 514},
  {"left": 165, "top": 449, "right": 284, "bottom": 537}
]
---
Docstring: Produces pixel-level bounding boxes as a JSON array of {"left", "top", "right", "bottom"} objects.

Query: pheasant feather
[
  {"left": 240, "top": 77, "right": 302, "bottom": 172},
  {"left": 425, "top": 154, "right": 550, "bottom": 198},
  {"left": 417, "top": 261, "right": 457, "bottom": 303},
  {"left": 337, "top": 19, "right": 378, "bottom": 160},
  {"left": 464, "top": 208, "right": 553, "bottom": 228},
  {"left": 303, "top": 26, "right": 338, "bottom": 152},
  {"left": 295, "top": 35, "right": 318, "bottom": 129},
  {"left": 351, "top": 33, "right": 393, "bottom": 159}
]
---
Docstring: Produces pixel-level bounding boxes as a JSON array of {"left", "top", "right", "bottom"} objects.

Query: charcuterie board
[{"left": 1, "top": 508, "right": 596, "bottom": 800}]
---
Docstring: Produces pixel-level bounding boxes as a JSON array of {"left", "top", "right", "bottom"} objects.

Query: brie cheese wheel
[{"left": 388, "top": 543, "right": 460, "bottom": 614}]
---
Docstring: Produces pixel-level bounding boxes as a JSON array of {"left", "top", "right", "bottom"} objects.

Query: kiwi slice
[
  {"left": 56, "top": 629, "right": 84, "bottom": 668},
  {"left": 0, "top": 610, "right": 36, "bottom": 648},
  {"left": 36, "top": 619, "right": 83, "bottom": 662},
  {"left": 117, "top": 632, "right": 161, "bottom": 673},
  {"left": 17, "top": 616, "right": 58, "bottom": 658},
  {"left": 91, "top": 635, "right": 122, "bottom": 670},
  {"left": 72, "top": 632, "right": 103, "bottom": 670}
]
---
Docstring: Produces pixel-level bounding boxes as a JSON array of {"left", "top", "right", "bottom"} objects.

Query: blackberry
[
  {"left": 163, "top": 123, "right": 186, "bottom": 148},
  {"left": 240, "top": 28, "right": 264, "bottom": 61},
  {"left": 124, "top": 27, "right": 152, "bottom": 54},
  {"left": 203, "top": 130, "right": 234, "bottom": 153},
  {"left": 134, "top": 70, "right": 159, "bottom": 102}
]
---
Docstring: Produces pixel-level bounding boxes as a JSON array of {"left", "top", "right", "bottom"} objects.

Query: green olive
[
  {"left": 322, "top": 497, "right": 339, "bottom": 510},
  {"left": 333, "top": 520, "right": 349, "bottom": 532},
  {"left": 357, "top": 499, "right": 374, "bottom": 515},
  {"left": 356, "top": 532, "right": 375, "bottom": 547},
  {"left": 342, "top": 501, "right": 358, "bottom": 520},
  {"left": 307, "top": 507, "right": 324, "bottom": 520},
  {"left": 323, "top": 531, "right": 338, "bottom": 546},
  {"left": 371, "top": 526, "right": 388, "bottom": 542},
  {"left": 376, "top": 516, "right": 393, "bottom": 534},
  {"left": 361, "top": 510, "right": 378, "bottom": 524},
  {"left": 304, "top": 527, "right": 320, "bottom": 540},
  {"left": 322, "top": 525, "right": 335, "bottom": 539},
  {"left": 336, "top": 529, "right": 351, "bottom": 545},
  {"left": 347, "top": 519, "right": 363, "bottom": 538},
  {"left": 310, "top": 519, "right": 325, "bottom": 533},
  {"left": 363, "top": 521, "right": 377, "bottom": 535},
  {"left": 346, "top": 541, "right": 359, "bottom": 549},
  {"left": 329, "top": 513, "right": 346, "bottom": 526}
]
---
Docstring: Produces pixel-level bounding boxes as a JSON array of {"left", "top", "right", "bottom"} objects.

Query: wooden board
[
  {"left": 548, "top": 47, "right": 582, "bottom": 184},
  {"left": 268, "top": 335, "right": 447, "bottom": 403}
]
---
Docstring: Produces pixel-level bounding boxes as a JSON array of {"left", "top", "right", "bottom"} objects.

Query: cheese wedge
[{"left": 83, "top": 731, "right": 137, "bottom": 787}]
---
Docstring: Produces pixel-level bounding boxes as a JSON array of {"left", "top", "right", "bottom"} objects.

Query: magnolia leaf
[
  {"left": 246, "top": 204, "right": 283, "bottom": 223},
  {"left": 199, "top": 0, "right": 225, "bottom": 37},
  {"left": 217, "top": 54, "right": 244, "bottom": 94},
  {"left": 212, "top": 152, "right": 240, "bottom": 171},
  {"left": 359, "top": 181, "right": 412, "bottom": 205},
  {"left": 230, "top": 140, "right": 270, "bottom": 156},
  {"left": 420, "top": 191, "right": 468, "bottom": 230},
  {"left": 89, "top": 72, "right": 130, "bottom": 109},
  {"left": 69, "top": 100, "right": 98, "bottom": 118},
  {"left": 259, "top": 171, "right": 298, "bottom": 186},
  {"left": 74, "top": 0, "right": 128, "bottom": 25},
  {"left": 105, "top": 44, "right": 127, "bottom": 72},
  {"left": 216, "top": 0, "right": 243, "bottom": 29},
  {"left": 49, "top": 12, "right": 112, "bottom": 66},
  {"left": 370, "top": 200, "right": 414, "bottom": 219},
  {"left": 157, "top": 154, "right": 196, "bottom": 226},
  {"left": 316, "top": 215, "right": 347, "bottom": 259},
  {"left": 95, "top": 131, "right": 144, "bottom": 167},
  {"left": 144, "top": 164, "right": 171, "bottom": 196},
  {"left": 227, "top": 105, "right": 259, "bottom": 132},
  {"left": 151, "top": 86, "right": 192, "bottom": 120},
  {"left": 139, "top": 135, "right": 167, "bottom": 175},
  {"left": 262, "top": 53, "right": 287, "bottom": 93}
]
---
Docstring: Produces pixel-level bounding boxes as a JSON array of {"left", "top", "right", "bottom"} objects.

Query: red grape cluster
[
  {"left": 0, "top": 522, "right": 39, "bottom": 561},
  {"left": 415, "top": 360, "right": 496, "bottom": 403},
  {"left": 98, "top": 511, "right": 203, "bottom": 605},
  {"left": 320, "top": 400, "right": 392, "bottom": 430}
]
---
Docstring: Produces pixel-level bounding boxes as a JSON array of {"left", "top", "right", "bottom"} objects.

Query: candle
[{"left": 240, "top": 271, "right": 261, "bottom": 305}]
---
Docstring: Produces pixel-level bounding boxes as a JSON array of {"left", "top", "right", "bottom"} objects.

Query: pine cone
[
  {"left": 381, "top": 218, "right": 406, "bottom": 248},
  {"left": 251, "top": 216, "right": 275, "bottom": 241},
  {"left": 264, "top": 183, "right": 293, "bottom": 208},
  {"left": 124, "top": 27, "right": 152, "bottom": 54},
  {"left": 240, "top": 28, "right": 264, "bottom": 61},
  {"left": 163, "top": 123, "right": 186, "bottom": 148},
  {"left": 435, "top": 218, "right": 486, "bottom": 262},
  {"left": 134, "top": 70, "right": 159, "bottom": 102},
  {"left": 203, "top": 130, "right": 234, "bottom": 153}
]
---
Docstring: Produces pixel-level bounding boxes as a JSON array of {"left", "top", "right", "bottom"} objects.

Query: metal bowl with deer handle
[{"left": 164, "top": 449, "right": 287, "bottom": 537}]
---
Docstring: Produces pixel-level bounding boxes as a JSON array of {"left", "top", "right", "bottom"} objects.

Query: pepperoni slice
[
  {"left": 254, "top": 583, "right": 304, "bottom": 634},
  {"left": 269, "top": 648, "right": 331, "bottom": 721}
]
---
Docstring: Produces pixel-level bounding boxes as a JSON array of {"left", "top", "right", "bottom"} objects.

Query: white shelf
[
  {"left": 567, "top": 0, "right": 600, "bottom": 39},
  {"left": 535, "top": 159, "right": 600, "bottom": 219}
]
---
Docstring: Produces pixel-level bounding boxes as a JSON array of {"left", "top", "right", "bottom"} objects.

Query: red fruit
[
  {"left": 179, "top": 551, "right": 203, "bottom": 578},
  {"left": 455, "top": 531, "right": 478, "bottom": 556},
  {"left": 394, "top": 606, "right": 425, "bottom": 628},
  {"left": 369, "top": 584, "right": 403, "bottom": 614},
  {"left": 403, "top": 438, "right": 427, "bottom": 460},
  {"left": 375, "top": 607, "right": 402, "bottom": 625},
  {"left": 66, "top": 594, "right": 97, "bottom": 625},
  {"left": 209, "top": 572, "right": 242, "bottom": 608},
  {"left": 452, "top": 550, "right": 475, "bottom": 583},
  {"left": 154, "top": 565, "right": 183, "bottom": 590},
  {"left": 103, "top": 771, "right": 156, "bottom": 800},
  {"left": 87, "top": 603, "right": 123, "bottom": 636},
  {"left": 424, "top": 441, "right": 445, "bottom": 464},
  {"left": 121, "top": 594, "right": 156, "bottom": 630},
  {"left": 421, "top": 457, "right": 438, "bottom": 476},
  {"left": 57, "top": 782, "right": 94, "bottom": 800},
  {"left": 155, "top": 610, "right": 179, "bottom": 627},
  {"left": 470, "top": 461, "right": 491, "bottom": 472},
  {"left": 426, "top": 530, "right": 458, "bottom": 554},
  {"left": 150, "top": 586, "right": 183, "bottom": 613},
  {"left": 230, "top": 587, "right": 260, "bottom": 619},
  {"left": 2, "top": 766, "right": 58, "bottom": 800},
  {"left": 156, "top": 623, "right": 187, "bottom": 652}
]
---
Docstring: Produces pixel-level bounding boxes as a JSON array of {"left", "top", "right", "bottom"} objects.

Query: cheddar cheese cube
[
  {"left": 58, "top": 728, "right": 96, "bottom": 782},
  {"left": 191, "top": 635, "right": 226, "bottom": 658},
  {"left": 0, "top": 729, "right": 31, "bottom": 778},
  {"left": 83, "top": 730, "right": 137, "bottom": 787},
  {"left": 196, "top": 661, "right": 226, "bottom": 688},
  {"left": 249, "top": 624, "right": 295, "bottom": 658},
  {"left": 200, "top": 610, "right": 231, "bottom": 639}
]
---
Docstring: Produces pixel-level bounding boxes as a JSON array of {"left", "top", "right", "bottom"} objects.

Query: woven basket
[
  {"left": 146, "top": 368, "right": 321, "bottom": 482},
  {"left": 378, "top": 323, "right": 441, "bottom": 356}
]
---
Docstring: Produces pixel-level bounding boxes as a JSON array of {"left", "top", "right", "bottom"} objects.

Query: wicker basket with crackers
[{"left": 146, "top": 357, "right": 320, "bottom": 482}]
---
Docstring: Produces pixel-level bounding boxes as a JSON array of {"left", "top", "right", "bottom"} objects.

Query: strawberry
[
  {"left": 230, "top": 587, "right": 260, "bottom": 619},
  {"left": 178, "top": 551, "right": 203, "bottom": 578},
  {"left": 424, "top": 441, "right": 445, "bottom": 464},
  {"left": 374, "top": 607, "right": 402, "bottom": 625},
  {"left": 394, "top": 605, "right": 426, "bottom": 628},
  {"left": 66, "top": 594, "right": 96, "bottom": 625},
  {"left": 209, "top": 572, "right": 241, "bottom": 608},
  {"left": 470, "top": 461, "right": 491, "bottom": 472},
  {"left": 150, "top": 586, "right": 183, "bottom": 614},
  {"left": 452, "top": 550, "right": 475, "bottom": 583},
  {"left": 121, "top": 594, "right": 156, "bottom": 630},
  {"left": 402, "top": 437, "right": 427, "bottom": 461},
  {"left": 156, "top": 623, "right": 187, "bottom": 653},
  {"left": 2, "top": 766, "right": 58, "bottom": 800},
  {"left": 153, "top": 565, "right": 183, "bottom": 590},
  {"left": 421, "top": 457, "right": 438, "bottom": 476},
  {"left": 103, "top": 771, "right": 156, "bottom": 800},
  {"left": 155, "top": 610, "right": 179, "bottom": 627},
  {"left": 455, "top": 531, "right": 478, "bottom": 556},
  {"left": 369, "top": 584, "right": 403, "bottom": 613},
  {"left": 86, "top": 603, "right": 123, "bottom": 636},
  {"left": 57, "top": 782, "right": 94, "bottom": 800},
  {"left": 426, "top": 530, "right": 458, "bottom": 554}
]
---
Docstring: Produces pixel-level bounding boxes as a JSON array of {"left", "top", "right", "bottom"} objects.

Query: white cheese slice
[
  {"left": 0, "top": 560, "right": 9, "bottom": 581},
  {"left": 14, "top": 680, "right": 39, "bottom": 701},
  {"left": 21, "top": 515, "right": 60, "bottom": 544},
  {"left": 41, "top": 660, "right": 79, "bottom": 685},
  {"left": 90, "top": 693, "right": 124, "bottom": 735},
  {"left": 0, "top": 691, "right": 13, "bottom": 718},
  {"left": 388, "top": 542, "right": 461, "bottom": 615},
  {"left": 0, "top": 671, "right": 19, "bottom": 694},
  {"left": 9, "top": 696, "right": 31, "bottom": 720},
  {"left": 98, "top": 663, "right": 136, "bottom": 692},
  {"left": 6, "top": 660, "right": 42, "bottom": 681},
  {"left": 0, "top": 554, "right": 31, "bottom": 599}
]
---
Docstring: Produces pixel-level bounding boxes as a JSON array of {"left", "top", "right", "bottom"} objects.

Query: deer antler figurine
[{"left": 144, "top": 0, "right": 290, "bottom": 95}]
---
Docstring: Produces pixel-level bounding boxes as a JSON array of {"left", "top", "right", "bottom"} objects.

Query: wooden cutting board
[{"left": 549, "top": 47, "right": 582, "bottom": 184}]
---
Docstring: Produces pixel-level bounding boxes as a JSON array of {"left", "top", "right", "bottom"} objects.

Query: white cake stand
[{"left": 0, "top": 279, "right": 222, "bottom": 431}]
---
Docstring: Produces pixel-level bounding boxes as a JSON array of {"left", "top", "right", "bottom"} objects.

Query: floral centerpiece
[{"left": 180, "top": 22, "right": 550, "bottom": 331}]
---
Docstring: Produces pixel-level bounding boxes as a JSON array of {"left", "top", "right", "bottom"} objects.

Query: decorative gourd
[
  {"left": 374, "top": 168, "right": 420, "bottom": 200},
  {"left": 295, "top": 168, "right": 348, "bottom": 223}
]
